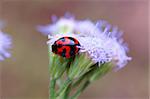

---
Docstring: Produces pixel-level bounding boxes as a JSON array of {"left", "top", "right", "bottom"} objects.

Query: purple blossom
[
  {"left": 0, "top": 29, "right": 12, "bottom": 61},
  {"left": 37, "top": 17, "right": 75, "bottom": 36},
  {"left": 43, "top": 14, "right": 131, "bottom": 70}
]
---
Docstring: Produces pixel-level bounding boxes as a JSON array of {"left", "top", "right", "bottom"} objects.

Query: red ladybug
[{"left": 52, "top": 36, "right": 81, "bottom": 58}]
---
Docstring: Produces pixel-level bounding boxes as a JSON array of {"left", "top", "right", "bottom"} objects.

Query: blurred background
[{"left": 0, "top": 0, "right": 149, "bottom": 99}]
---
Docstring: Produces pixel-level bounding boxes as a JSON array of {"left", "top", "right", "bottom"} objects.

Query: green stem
[
  {"left": 56, "top": 78, "right": 63, "bottom": 87},
  {"left": 49, "top": 78, "right": 56, "bottom": 99},
  {"left": 57, "top": 78, "right": 72, "bottom": 96},
  {"left": 62, "top": 84, "right": 72, "bottom": 99},
  {"left": 70, "top": 81, "right": 90, "bottom": 99}
]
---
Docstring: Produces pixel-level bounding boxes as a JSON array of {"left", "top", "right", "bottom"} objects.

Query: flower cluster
[
  {"left": 0, "top": 22, "right": 12, "bottom": 61},
  {"left": 37, "top": 13, "right": 132, "bottom": 99},
  {"left": 37, "top": 14, "right": 131, "bottom": 70}
]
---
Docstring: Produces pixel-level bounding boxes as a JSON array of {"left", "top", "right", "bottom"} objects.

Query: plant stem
[
  {"left": 57, "top": 78, "right": 72, "bottom": 96},
  {"left": 70, "top": 80, "right": 90, "bottom": 99},
  {"left": 49, "top": 78, "right": 56, "bottom": 99},
  {"left": 61, "top": 84, "right": 72, "bottom": 99}
]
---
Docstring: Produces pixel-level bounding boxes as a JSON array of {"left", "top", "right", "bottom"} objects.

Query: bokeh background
[{"left": 0, "top": 0, "right": 149, "bottom": 99}]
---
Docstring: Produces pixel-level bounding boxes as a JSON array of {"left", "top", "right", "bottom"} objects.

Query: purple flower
[
  {"left": 77, "top": 20, "right": 132, "bottom": 70},
  {"left": 0, "top": 28, "right": 12, "bottom": 61},
  {"left": 37, "top": 17, "right": 75, "bottom": 36},
  {"left": 42, "top": 14, "right": 131, "bottom": 70}
]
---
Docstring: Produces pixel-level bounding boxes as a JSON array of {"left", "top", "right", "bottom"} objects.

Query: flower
[
  {"left": 78, "top": 21, "right": 132, "bottom": 70},
  {"left": 0, "top": 26, "right": 12, "bottom": 61},
  {"left": 39, "top": 14, "right": 131, "bottom": 70},
  {"left": 37, "top": 16, "right": 75, "bottom": 36}
]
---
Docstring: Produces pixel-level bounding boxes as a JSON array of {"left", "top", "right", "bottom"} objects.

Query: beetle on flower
[
  {"left": 37, "top": 13, "right": 132, "bottom": 99},
  {"left": 38, "top": 14, "right": 131, "bottom": 70}
]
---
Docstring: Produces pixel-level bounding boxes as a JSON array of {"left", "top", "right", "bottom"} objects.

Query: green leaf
[
  {"left": 89, "top": 62, "right": 113, "bottom": 82},
  {"left": 68, "top": 53, "right": 94, "bottom": 79}
]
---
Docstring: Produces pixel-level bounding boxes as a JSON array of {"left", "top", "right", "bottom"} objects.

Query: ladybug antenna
[{"left": 77, "top": 46, "right": 86, "bottom": 52}]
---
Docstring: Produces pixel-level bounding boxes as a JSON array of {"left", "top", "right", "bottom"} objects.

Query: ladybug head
[{"left": 52, "top": 44, "right": 57, "bottom": 54}]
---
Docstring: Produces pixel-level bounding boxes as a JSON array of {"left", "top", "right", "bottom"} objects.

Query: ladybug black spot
[
  {"left": 62, "top": 48, "right": 66, "bottom": 57},
  {"left": 68, "top": 37, "right": 75, "bottom": 42},
  {"left": 57, "top": 44, "right": 62, "bottom": 48},
  {"left": 61, "top": 37, "right": 66, "bottom": 42},
  {"left": 70, "top": 46, "right": 75, "bottom": 56}
]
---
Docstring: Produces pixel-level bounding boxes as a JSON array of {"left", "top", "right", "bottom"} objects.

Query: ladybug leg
[
  {"left": 62, "top": 48, "right": 66, "bottom": 57},
  {"left": 70, "top": 46, "right": 76, "bottom": 57}
]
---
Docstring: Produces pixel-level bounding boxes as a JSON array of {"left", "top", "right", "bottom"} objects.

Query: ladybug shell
[{"left": 52, "top": 36, "right": 80, "bottom": 58}]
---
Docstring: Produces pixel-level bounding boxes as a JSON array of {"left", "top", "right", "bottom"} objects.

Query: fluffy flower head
[
  {"left": 38, "top": 14, "right": 131, "bottom": 70},
  {"left": 0, "top": 30, "right": 11, "bottom": 61},
  {"left": 37, "top": 17, "right": 75, "bottom": 36}
]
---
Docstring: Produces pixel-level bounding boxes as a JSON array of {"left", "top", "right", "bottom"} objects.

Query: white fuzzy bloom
[
  {"left": 39, "top": 14, "right": 131, "bottom": 70},
  {"left": 78, "top": 36, "right": 131, "bottom": 70},
  {"left": 37, "top": 18, "right": 75, "bottom": 36},
  {"left": 0, "top": 30, "right": 12, "bottom": 61}
]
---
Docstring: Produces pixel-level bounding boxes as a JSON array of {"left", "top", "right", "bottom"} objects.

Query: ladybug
[{"left": 52, "top": 36, "right": 81, "bottom": 58}]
